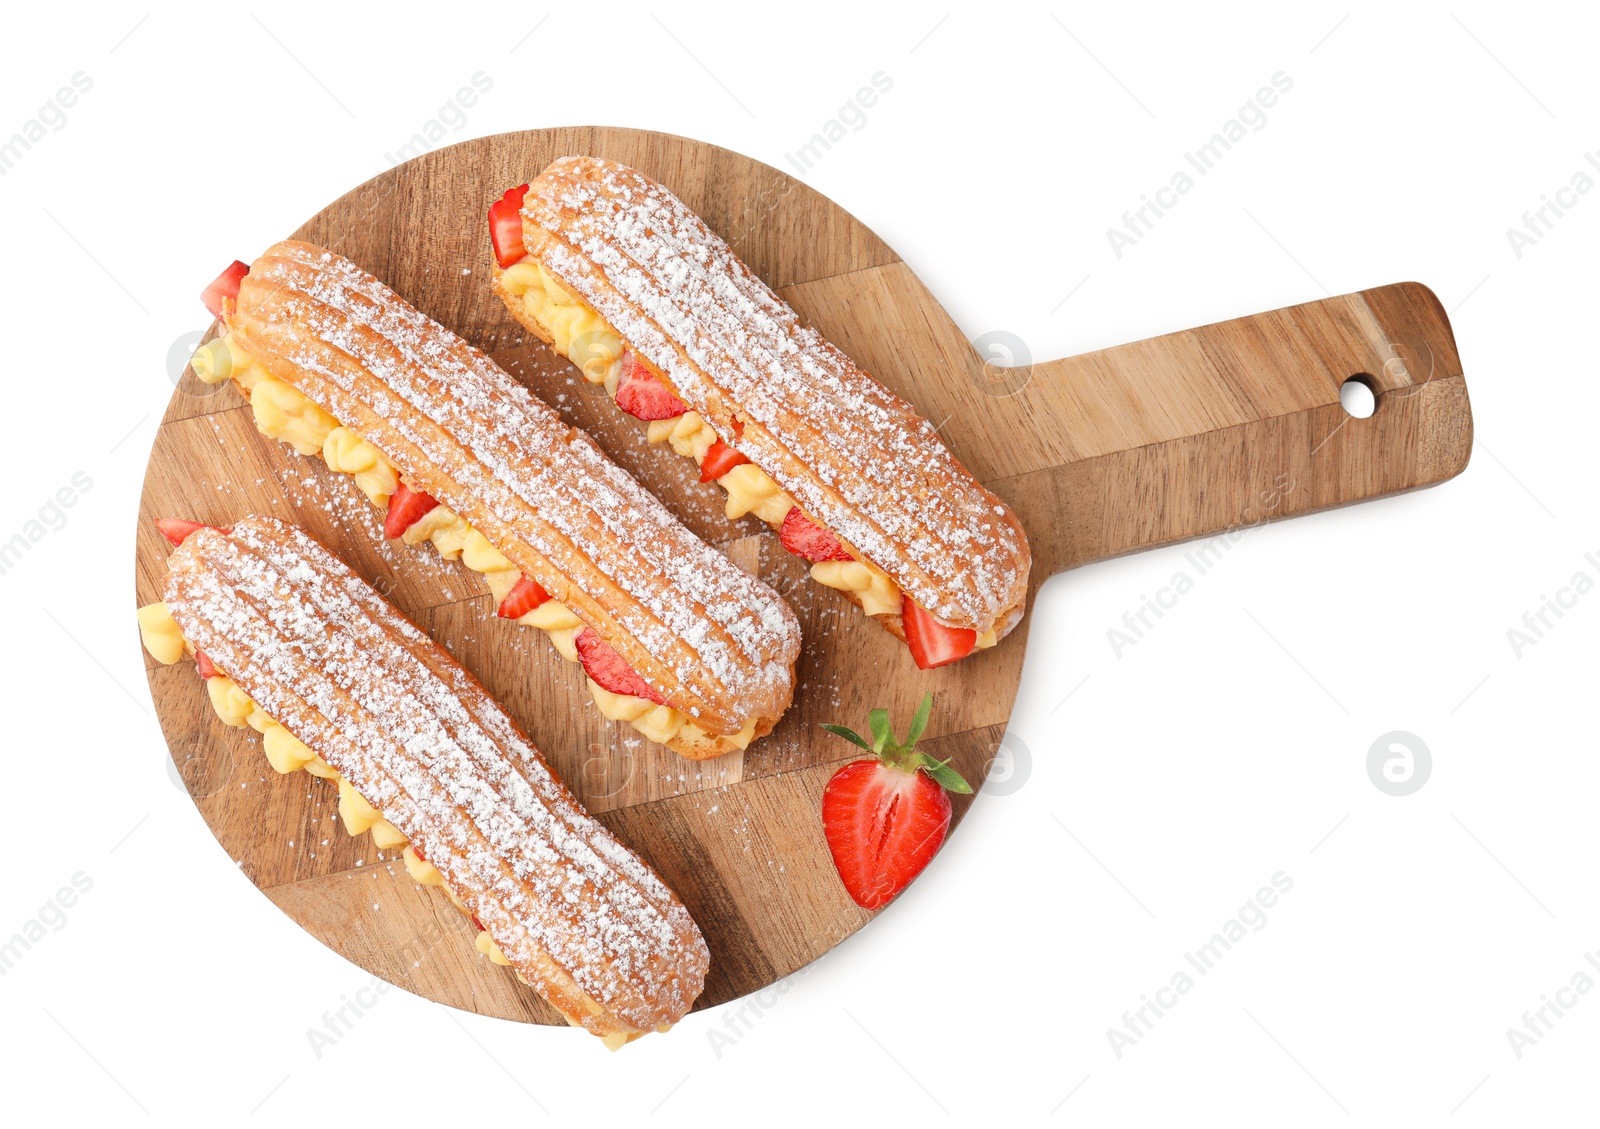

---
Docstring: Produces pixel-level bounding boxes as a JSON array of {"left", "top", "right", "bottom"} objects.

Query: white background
[{"left": 1, "top": 2, "right": 1594, "bottom": 1124}]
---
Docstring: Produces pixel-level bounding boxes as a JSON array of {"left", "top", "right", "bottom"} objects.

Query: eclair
[
  {"left": 487, "top": 157, "right": 1032, "bottom": 669},
  {"left": 136, "top": 516, "right": 709, "bottom": 1047},
  {"left": 190, "top": 241, "right": 800, "bottom": 760}
]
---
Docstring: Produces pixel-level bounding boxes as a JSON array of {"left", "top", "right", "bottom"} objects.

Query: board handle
[{"left": 981, "top": 282, "right": 1473, "bottom": 577}]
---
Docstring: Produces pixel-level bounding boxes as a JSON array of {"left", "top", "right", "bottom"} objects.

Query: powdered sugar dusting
[
  {"left": 519, "top": 157, "right": 1031, "bottom": 629},
  {"left": 234, "top": 241, "right": 800, "bottom": 731},
  {"left": 163, "top": 516, "right": 709, "bottom": 1033}
]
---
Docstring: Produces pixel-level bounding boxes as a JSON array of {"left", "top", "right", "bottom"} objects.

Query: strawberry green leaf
[
  {"left": 903, "top": 691, "right": 932, "bottom": 750},
  {"left": 921, "top": 755, "right": 973, "bottom": 795},
  {"left": 868, "top": 709, "right": 892, "bottom": 755},
  {"left": 820, "top": 723, "right": 872, "bottom": 751}
]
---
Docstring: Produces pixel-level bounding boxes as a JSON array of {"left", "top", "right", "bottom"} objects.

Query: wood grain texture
[{"left": 136, "top": 127, "right": 1472, "bottom": 1024}]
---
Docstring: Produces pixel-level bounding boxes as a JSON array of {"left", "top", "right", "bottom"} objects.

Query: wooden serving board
[{"left": 135, "top": 127, "right": 1472, "bottom": 1025}]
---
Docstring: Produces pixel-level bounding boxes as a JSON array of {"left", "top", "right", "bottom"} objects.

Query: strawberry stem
[
  {"left": 820, "top": 723, "right": 871, "bottom": 751},
  {"left": 917, "top": 754, "right": 974, "bottom": 796},
  {"left": 868, "top": 708, "right": 891, "bottom": 753},
  {"left": 821, "top": 693, "right": 972, "bottom": 795},
  {"left": 904, "top": 693, "right": 932, "bottom": 747}
]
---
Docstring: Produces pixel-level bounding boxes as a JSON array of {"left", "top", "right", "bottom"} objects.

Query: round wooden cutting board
[{"left": 135, "top": 127, "right": 1473, "bottom": 1025}]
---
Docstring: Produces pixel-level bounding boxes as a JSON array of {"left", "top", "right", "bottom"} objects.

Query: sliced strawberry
[
  {"left": 383, "top": 483, "right": 440, "bottom": 539},
  {"left": 574, "top": 627, "right": 665, "bottom": 705},
  {"left": 614, "top": 352, "right": 689, "bottom": 420},
  {"left": 194, "top": 650, "right": 218, "bottom": 680},
  {"left": 489, "top": 184, "right": 530, "bottom": 268},
  {"left": 901, "top": 596, "right": 978, "bottom": 670},
  {"left": 699, "top": 438, "right": 750, "bottom": 482},
  {"left": 156, "top": 518, "right": 229, "bottom": 547},
  {"left": 496, "top": 575, "right": 550, "bottom": 620},
  {"left": 471, "top": 915, "right": 485, "bottom": 932},
  {"left": 780, "top": 507, "right": 852, "bottom": 562},
  {"left": 820, "top": 694, "right": 970, "bottom": 910},
  {"left": 823, "top": 762, "right": 950, "bottom": 910},
  {"left": 201, "top": 260, "right": 250, "bottom": 320}
]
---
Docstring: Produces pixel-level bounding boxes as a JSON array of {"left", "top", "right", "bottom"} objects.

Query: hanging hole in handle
[{"left": 1340, "top": 374, "right": 1378, "bottom": 419}]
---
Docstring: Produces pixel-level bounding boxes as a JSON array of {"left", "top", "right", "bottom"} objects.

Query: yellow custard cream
[
  {"left": 809, "top": 560, "right": 902, "bottom": 618},
  {"left": 499, "top": 259, "right": 997, "bottom": 650},
  {"left": 189, "top": 335, "right": 715, "bottom": 746},
  {"left": 499, "top": 261, "right": 625, "bottom": 391},
  {"left": 137, "top": 603, "right": 518, "bottom": 965}
]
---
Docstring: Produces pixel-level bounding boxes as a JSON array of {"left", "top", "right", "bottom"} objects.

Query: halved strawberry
[
  {"left": 194, "top": 650, "right": 218, "bottom": 680},
  {"left": 901, "top": 595, "right": 977, "bottom": 670},
  {"left": 574, "top": 627, "right": 665, "bottom": 705},
  {"left": 699, "top": 438, "right": 750, "bottom": 482},
  {"left": 489, "top": 184, "right": 530, "bottom": 268},
  {"left": 201, "top": 260, "right": 250, "bottom": 320},
  {"left": 156, "top": 518, "right": 229, "bottom": 547},
  {"left": 780, "top": 507, "right": 852, "bottom": 562},
  {"left": 383, "top": 483, "right": 440, "bottom": 539},
  {"left": 820, "top": 694, "right": 971, "bottom": 910},
  {"left": 614, "top": 352, "right": 690, "bottom": 420},
  {"left": 496, "top": 575, "right": 550, "bottom": 620}
]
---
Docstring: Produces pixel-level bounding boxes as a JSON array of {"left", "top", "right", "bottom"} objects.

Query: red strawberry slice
[
  {"left": 823, "top": 761, "right": 952, "bottom": 910},
  {"left": 201, "top": 260, "right": 250, "bottom": 320},
  {"left": 614, "top": 352, "right": 689, "bottom": 420},
  {"left": 819, "top": 693, "right": 970, "bottom": 910},
  {"left": 780, "top": 507, "right": 852, "bottom": 562},
  {"left": 156, "top": 518, "right": 229, "bottom": 547},
  {"left": 194, "top": 650, "right": 218, "bottom": 680},
  {"left": 488, "top": 184, "right": 530, "bottom": 268},
  {"left": 471, "top": 915, "right": 485, "bottom": 932},
  {"left": 574, "top": 627, "right": 665, "bottom": 705},
  {"left": 699, "top": 438, "right": 750, "bottom": 482},
  {"left": 496, "top": 575, "right": 551, "bottom": 620},
  {"left": 901, "top": 596, "right": 977, "bottom": 670},
  {"left": 383, "top": 483, "right": 440, "bottom": 539}
]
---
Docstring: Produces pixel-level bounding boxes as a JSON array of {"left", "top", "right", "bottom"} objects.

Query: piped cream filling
[
  {"left": 500, "top": 261, "right": 626, "bottom": 392},
  {"left": 809, "top": 560, "right": 903, "bottom": 618},
  {"left": 190, "top": 335, "right": 721, "bottom": 744},
  {"left": 499, "top": 262, "right": 998, "bottom": 648}
]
